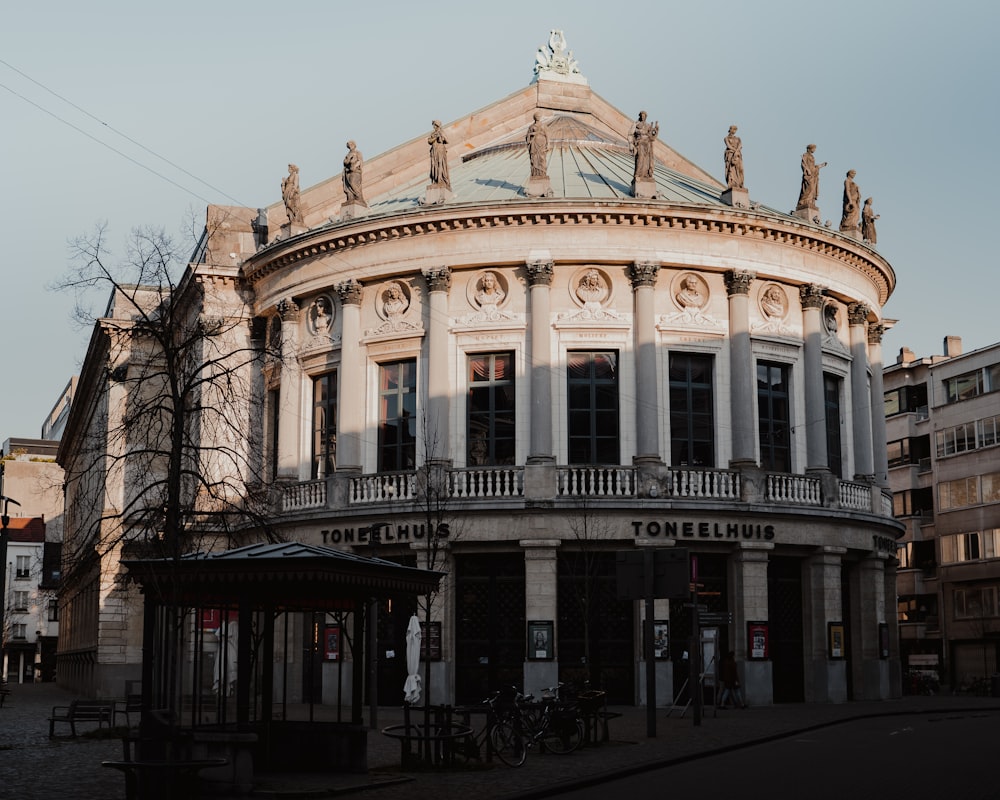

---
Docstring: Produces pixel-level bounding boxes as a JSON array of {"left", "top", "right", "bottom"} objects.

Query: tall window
[
  {"left": 15, "top": 555, "right": 30, "bottom": 579},
  {"left": 378, "top": 359, "right": 417, "bottom": 471},
  {"left": 824, "top": 373, "right": 843, "bottom": 478},
  {"left": 669, "top": 353, "right": 714, "bottom": 467},
  {"left": 268, "top": 388, "right": 280, "bottom": 481},
  {"left": 757, "top": 361, "right": 791, "bottom": 472},
  {"left": 312, "top": 371, "right": 337, "bottom": 478},
  {"left": 467, "top": 353, "right": 515, "bottom": 465},
  {"left": 567, "top": 351, "right": 619, "bottom": 464},
  {"left": 48, "top": 599, "right": 59, "bottom": 622},
  {"left": 13, "top": 590, "right": 29, "bottom": 611}
]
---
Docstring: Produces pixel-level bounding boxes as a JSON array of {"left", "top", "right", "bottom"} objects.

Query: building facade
[
  {"left": 885, "top": 337, "right": 1000, "bottom": 691},
  {"left": 59, "top": 34, "right": 902, "bottom": 704}
]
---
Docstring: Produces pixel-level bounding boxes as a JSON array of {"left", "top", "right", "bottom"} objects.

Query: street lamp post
[{"left": 0, "top": 492, "right": 23, "bottom": 681}]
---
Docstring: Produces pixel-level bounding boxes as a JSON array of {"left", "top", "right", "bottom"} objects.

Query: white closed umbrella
[{"left": 403, "top": 614, "right": 422, "bottom": 704}]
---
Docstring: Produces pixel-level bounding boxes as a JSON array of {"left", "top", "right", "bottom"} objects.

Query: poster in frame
[
  {"left": 653, "top": 620, "right": 670, "bottom": 659},
  {"left": 828, "top": 622, "right": 845, "bottom": 660},
  {"left": 324, "top": 625, "right": 341, "bottom": 661},
  {"left": 528, "top": 620, "right": 554, "bottom": 660},
  {"left": 419, "top": 621, "right": 442, "bottom": 661},
  {"left": 879, "top": 622, "right": 889, "bottom": 659},
  {"left": 747, "top": 621, "right": 769, "bottom": 660}
]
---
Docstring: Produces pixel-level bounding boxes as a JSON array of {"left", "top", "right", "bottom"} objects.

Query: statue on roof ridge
[
  {"left": 427, "top": 120, "right": 451, "bottom": 190},
  {"left": 533, "top": 29, "right": 587, "bottom": 85},
  {"left": 343, "top": 141, "right": 367, "bottom": 207},
  {"left": 282, "top": 163, "right": 303, "bottom": 226}
]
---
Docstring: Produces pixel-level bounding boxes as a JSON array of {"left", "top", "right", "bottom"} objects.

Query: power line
[{"left": 0, "top": 59, "right": 250, "bottom": 208}]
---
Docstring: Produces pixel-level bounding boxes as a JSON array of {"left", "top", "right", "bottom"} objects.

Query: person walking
[{"left": 718, "top": 650, "right": 746, "bottom": 709}]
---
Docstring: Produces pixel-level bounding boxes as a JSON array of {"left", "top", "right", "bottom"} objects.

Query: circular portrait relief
[
  {"left": 571, "top": 267, "right": 611, "bottom": 307},
  {"left": 308, "top": 295, "right": 335, "bottom": 335},
  {"left": 672, "top": 272, "right": 708, "bottom": 311},
  {"left": 377, "top": 281, "right": 411, "bottom": 321},
  {"left": 466, "top": 270, "right": 509, "bottom": 311},
  {"left": 759, "top": 283, "right": 788, "bottom": 320}
]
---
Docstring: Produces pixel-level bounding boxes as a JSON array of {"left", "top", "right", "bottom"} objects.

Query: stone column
[
  {"left": 800, "top": 285, "right": 829, "bottom": 473},
  {"left": 526, "top": 260, "right": 555, "bottom": 475},
  {"left": 725, "top": 270, "right": 756, "bottom": 466},
  {"left": 851, "top": 555, "right": 889, "bottom": 700},
  {"left": 335, "top": 280, "right": 363, "bottom": 472},
  {"left": 629, "top": 261, "right": 661, "bottom": 464},
  {"left": 732, "top": 542, "right": 772, "bottom": 706},
  {"left": 522, "top": 539, "right": 560, "bottom": 697},
  {"left": 422, "top": 268, "right": 452, "bottom": 463},
  {"left": 847, "top": 303, "right": 874, "bottom": 480},
  {"left": 275, "top": 298, "right": 303, "bottom": 480},
  {"left": 883, "top": 558, "right": 902, "bottom": 698},
  {"left": 804, "top": 547, "right": 847, "bottom": 702},
  {"left": 868, "top": 323, "right": 889, "bottom": 489}
]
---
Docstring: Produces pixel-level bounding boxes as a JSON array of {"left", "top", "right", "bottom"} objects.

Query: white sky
[{"left": 1, "top": 0, "right": 996, "bottom": 439}]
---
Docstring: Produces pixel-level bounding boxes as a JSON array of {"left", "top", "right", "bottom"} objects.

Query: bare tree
[{"left": 54, "top": 220, "right": 281, "bottom": 701}]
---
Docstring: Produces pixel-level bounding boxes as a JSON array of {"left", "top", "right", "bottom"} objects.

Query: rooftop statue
[
  {"left": 534, "top": 29, "right": 581, "bottom": 77},
  {"left": 724, "top": 126, "right": 744, "bottom": 190},
  {"left": 862, "top": 197, "right": 880, "bottom": 245},
  {"left": 630, "top": 111, "right": 659, "bottom": 183},
  {"left": 526, "top": 112, "right": 549, "bottom": 178},
  {"left": 796, "top": 144, "right": 827, "bottom": 211},
  {"left": 343, "top": 141, "right": 366, "bottom": 207},
  {"left": 428, "top": 120, "right": 451, "bottom": 190},
  {"left": 282, "top": 163, "right": 303, "bottom": 226},
  {"left": 840, "top": 170, "right": 860, "bottom": 232}
]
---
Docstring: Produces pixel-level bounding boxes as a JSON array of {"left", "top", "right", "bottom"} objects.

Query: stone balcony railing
[{"left": 278, "top": 462, "right": 892, "bottom": 519}]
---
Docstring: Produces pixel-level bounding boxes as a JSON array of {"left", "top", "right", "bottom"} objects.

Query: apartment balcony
[{"left": 276, "top": 462, "right": 894, "bottom": 521}]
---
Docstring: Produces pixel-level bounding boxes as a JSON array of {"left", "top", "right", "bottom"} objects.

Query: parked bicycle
[
  {"left": 516, "top": 683, "right": 585, "bottom": 755},
  {"left": 452, "top": 689, "right": 527, "bottom": 767}
]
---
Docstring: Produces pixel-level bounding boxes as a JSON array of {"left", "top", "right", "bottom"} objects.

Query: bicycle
[
  {"left": 516, "top": 684, "right": 584, "bottom": 755},
  {"left": 452, "top": 690, "right": 527, "bottom": 767}
]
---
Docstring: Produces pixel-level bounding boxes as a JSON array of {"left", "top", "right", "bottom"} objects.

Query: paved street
[{"left": 2, "top": 682, "right": 998, "bottom": 799}]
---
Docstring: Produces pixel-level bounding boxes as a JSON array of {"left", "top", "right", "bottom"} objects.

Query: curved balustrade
[
  {"left": 449, "top": 467, "right": 523, "bottom": 498},
  {"left": 766, "top": 473, "right": 822, "bottom": 505},
  {"left": 276, "top": 465, "right": 891, "bottom": 518},
  {"left": 558, "top": 466, "right": 637, "bottom": 497},
  {"left": 280, "top": 479, "right": 327, "bottom": 512},
  {"left": 349, "top": 472, "right": 416, "bottom": 504}
]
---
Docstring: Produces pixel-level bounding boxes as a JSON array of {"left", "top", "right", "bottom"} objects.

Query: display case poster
[
  {"left": 747, "top": 621, "right": 769, "bottom": 660},
  {"left": 879, "top": 622, "right": 889, "bottom": 659},
  {"left": 324, "top": 625, "right": 340, "bottom": 661},
  {"left": 654, "top": 621, "right": 670, "bottom": 659},
  {"left": 419, "top": 621, "right": 442, "bottom": 661},
  {"left": 528, "top": 620, "right": 554, "bottom": 660},
  {"left": 828, "top": 622, "right": 845, "bottom": 660}
]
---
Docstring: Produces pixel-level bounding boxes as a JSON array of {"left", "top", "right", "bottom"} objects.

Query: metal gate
[
  {"left": 768, "top": 556, "right": 805, "bottom": 702},
  {"left": 558, "top": 551, "right": 634, "bottom": 704},
  {"left": 454, "top": 553, "right": 526, "bottom": 704}
]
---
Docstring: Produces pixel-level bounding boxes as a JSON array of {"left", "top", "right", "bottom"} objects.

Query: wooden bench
[
  {"left": 48, "top": 699, "right": 114, "bottom": 737},
  {"left": 113, "top": 694, "right": 143, "bottom": 728}
]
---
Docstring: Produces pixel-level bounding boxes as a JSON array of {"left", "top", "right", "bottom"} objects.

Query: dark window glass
[
  {"left": 268, "top": 388, "right": 280, "bottom": 481},
  {"left": 824, "top": 373, "right": 842, "bottom": 478},
  {"left": 378, "top": 359, "right": 417, "bottom": 471},
  {"left": 669, "top": 353, "right": 715, "bottom": 467},
  {"left": 757, "top": 361, "right": 791, "bottom": 472},
  {"left": 467, "top": 352, "right": 515, "bottom": 465},
  {"left": 567, "top": 351, "right": 619, "bottom": 464},
  {"left": 312, "top": 371, "right": 337, "bottom": 478}
]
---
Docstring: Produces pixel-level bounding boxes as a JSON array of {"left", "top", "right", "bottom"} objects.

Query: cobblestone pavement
[{"left": 2, "top": 682, "right": 998, "bottom": 799}]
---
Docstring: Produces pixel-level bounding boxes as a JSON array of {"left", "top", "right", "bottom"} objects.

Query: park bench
[
  {"left": 113, "top": 694, "right": 143, "bottom": 728},
  {"left": 0, "top": 683, "right": 11, "bottom": 707},
  {"left": 48, "top": 699, "right": 114, "bottom": 737}
]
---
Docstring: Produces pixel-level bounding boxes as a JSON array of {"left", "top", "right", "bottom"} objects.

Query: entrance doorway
[
  {"left": 454, "top": 553, "right": 526, "bottom": 704},
  {"left": 768, "top": 556, "right": 805, "bottom": 702}
]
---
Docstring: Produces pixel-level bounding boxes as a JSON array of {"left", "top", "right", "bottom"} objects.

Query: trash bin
[{"left": 991, "top": 673, "right": 1000, "bottom": 698}]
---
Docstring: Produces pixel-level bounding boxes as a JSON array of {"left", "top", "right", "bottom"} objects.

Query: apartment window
[
  {"left": 941, "top": 530, "right": 1000, "bottom": 564},
  {"left": 668, "top": 353, "right": 714, "bottom": 467},
  {"left": 981, "top": 415, "right": 1000, "bottom": 448},
  {"left": 892, "top": 487, "right": 933, "bottom": 518},
  {"left": 824, "top": 373, "right": 843, "bottom": 478},
  {"left": 954, "top": 586, "right": 999, "bottom": 619},
  {"left": 467, "top": 352, "right": 515, "bottom": 466},
  {"left": 945, "top": 364, "right": 1000, "bottom": 404},
  {"left": 939, "top": 476, "right": 980, "bottom": 511},
  {"left": 378, "top": 359, "right": 417, "bottom": 471},
  {"left": 15, "top": 555, "right": 30, "bottom": 579},
  {"left": 12, "top": 591, "right": 29, "bottom": 611},
  {"left": 567, "top": 351, "right": 619, "bottom": 464},
  {"left": 12, "top": 624, "right": 26, "bottom": 640},
  {"left": 312, "top": 371, "right": 337, "bottom": 478},
  {"left": 884, "top": 383, "right": 927, "bottom": 417},
  {"left": 898, "top": 594, "right": 938, "bottom": 623},
  {"left": 757, "top": 361, "right": 791, "bottom": 472},
  {"left": 48, "top": 599, "right": 59, "bottom": 622}
]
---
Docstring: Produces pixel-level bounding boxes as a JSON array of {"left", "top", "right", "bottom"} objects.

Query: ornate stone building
[{"left": 59, "top": 33, "right": 902, "bottom": 704}]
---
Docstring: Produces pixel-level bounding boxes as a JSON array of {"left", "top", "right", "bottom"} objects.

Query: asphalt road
[{"left": 554, "top": 709, "right": 1000, "bottom": 800}]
